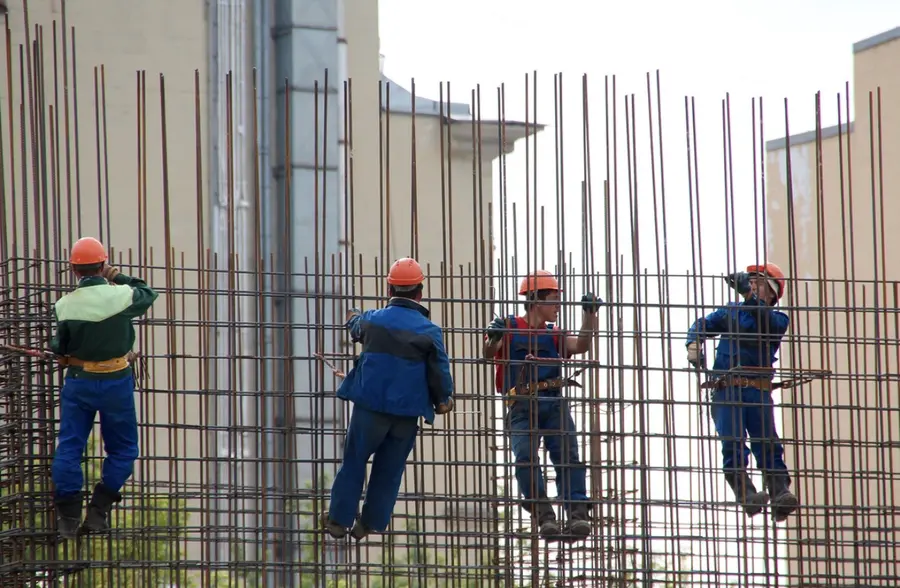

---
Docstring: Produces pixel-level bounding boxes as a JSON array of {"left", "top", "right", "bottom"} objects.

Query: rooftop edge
[
  {"left": 853, "top": 25, "right": 900, "bottom": 54},
  {"left": 765, "top": 122, "right": 853, "bottom": 152}
]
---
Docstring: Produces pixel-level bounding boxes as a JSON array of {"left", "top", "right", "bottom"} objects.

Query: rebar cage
[{"left": 0, "top": 6, "right": 898, "bottom": 588}]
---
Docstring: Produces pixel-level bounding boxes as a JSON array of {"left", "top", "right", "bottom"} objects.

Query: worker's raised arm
[
  {"left": 344, "top": 308, "right": 367, "bottom": 343},
  {"left": 738, "top": 296, "right": 790, "bottom": 336},
  {"left": 482, "top": 316, "right": 507, "bottom": 359},
  {"left": 426, "top": 326, "right": 455, "bottom": 408},
  {"left": 103, "top": 265, "right": 159, "bottom": 319},
  {"left": 565, "top": 293, "right": 603, "bottom": 356}
]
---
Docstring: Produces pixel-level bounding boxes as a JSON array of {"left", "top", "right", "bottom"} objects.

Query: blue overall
[
  {"left": 52, "top": 374, "right": 139, "bottom": 499},
  {"left": 328, "top": 297, "right": 454, "bottom": 531},
  {"left": 501, "top": 317, "right": 588, "bottom": 511},
  {"left": 686, "top": 297, "right": 791, "bottom": 476}
]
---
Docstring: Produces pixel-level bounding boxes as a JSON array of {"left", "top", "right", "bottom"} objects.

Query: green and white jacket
[{"left": 50, "top": 273, "right": 159, "bottom": 380}]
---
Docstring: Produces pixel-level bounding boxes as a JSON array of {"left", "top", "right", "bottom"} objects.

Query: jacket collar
[
  {"left": 77, "top": 276, "right": 107, "bottom": 288},
  {"left": 388, "top": 297, "right": 430, "bottom": 318}
]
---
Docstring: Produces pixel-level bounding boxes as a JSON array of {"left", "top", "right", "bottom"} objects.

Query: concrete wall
[{"left": 764, "top": 28, "right": 900, "bottom": 587}]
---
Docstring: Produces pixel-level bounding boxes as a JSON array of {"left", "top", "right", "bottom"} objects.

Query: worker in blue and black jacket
[
  {"left": 322, "top": 257, "right": 455, "bottom": 541},
  {"left": 685, "top": 262, "right": 799, "bottom": 523},
  {"left": 50, "top": 237, "right": 159, "bottom": 539}
]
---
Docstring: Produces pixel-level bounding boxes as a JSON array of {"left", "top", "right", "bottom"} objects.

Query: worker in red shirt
[{"left": 483, "top": 270, "right": 602, "bottom": 540}]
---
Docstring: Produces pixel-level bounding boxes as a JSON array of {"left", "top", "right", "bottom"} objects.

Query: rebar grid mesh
[{"left": 0, "top": 6, "right": 898, "bottom": 588}]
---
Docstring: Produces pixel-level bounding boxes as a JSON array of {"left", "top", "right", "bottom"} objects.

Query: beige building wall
[{"left": 765, "top": 27, "right": 900, "bottom": 587}]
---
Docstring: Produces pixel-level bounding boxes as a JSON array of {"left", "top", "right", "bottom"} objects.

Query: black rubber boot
[
  {"left": 82, "top": 483, "right": 122, "bottom": 533},
  {"left": 532, "top": 501, "right": 561, "bottom": 539},
  {"left": 724, "top": 471, "right": 769, "bottom": 517},
  {"left": 0, "top": 2, "right": 7, "bottom": 16},
  {"left": 55, "top": 496, "right": 83, "bottom": 540},
  {"left": 765, "top": 471, "right": 799, "bottom": 522},
  {"left": 565, "top": 502, "right": 591, "bottom": 538}
]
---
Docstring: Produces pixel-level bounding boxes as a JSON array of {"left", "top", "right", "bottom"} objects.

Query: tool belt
[
  {"left": 702, "top": 375, "right": 773, "bottom": 392},
  {"left": 505, "top": 377, "right": 578, "bottom": 406},
  {"left": 60, "top": 353, "right": 134, "bottom": 374}
]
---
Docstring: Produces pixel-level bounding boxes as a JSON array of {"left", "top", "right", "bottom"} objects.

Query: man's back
[
  {"left": 337, "top": 298, "right": 453, "bottom": 424},
  {"left": 51, "top": 274, "right": 158, "bottom": 378}
]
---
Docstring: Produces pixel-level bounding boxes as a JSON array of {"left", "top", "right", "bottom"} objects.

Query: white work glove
[{"left": 686, "top": 341, "right": 704, "bottom": 367}]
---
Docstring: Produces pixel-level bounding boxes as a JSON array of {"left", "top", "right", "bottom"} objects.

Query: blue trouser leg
[
  {"left": 52, "top": 378, "right": 98, "bottom": 500},
  {"left": 742, "top": 387, "right": 789, "bottom": 474},
  {"left": 329, "top": 405, "right": 417, "bottom": 529},
  {"left": 540, "top": 400, "right": 588, "bottom": 510},
  {"left": 96, "top": 375, "right": 140, "bottom": 494},
  {"left": 359, "top": 416, "right": 418, "bottom": 531},
  {"left": 506, "top": 402, "right": 546, "bottom": 508},
  {"left": 51, "top": 374, "right": 138, "bottom": 500},
  {"left": 710, "top": 387, "right": 751, "bottom": 475}
]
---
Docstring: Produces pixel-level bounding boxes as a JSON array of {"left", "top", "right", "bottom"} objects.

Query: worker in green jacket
[{"left": 50, "top": 237, "right": 158, "bottom": 539}]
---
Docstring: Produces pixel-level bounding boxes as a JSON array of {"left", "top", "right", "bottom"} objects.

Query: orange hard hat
[
  {"left": 518, "top": 270, "right": 561, "bottom": 295},
  {"left": 70, "top": 237, "right": 108, "bottom": 265},
  {"left": 747, "top": 262, "right": 786, "bottom": 300},
  {"left": 387, "top": 257, "right": 425, "bottom": 286}
]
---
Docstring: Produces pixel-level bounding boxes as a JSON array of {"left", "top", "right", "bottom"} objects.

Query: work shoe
[
  {"left": 533, "top": 502, "right": 561, "bottom": 539},
  {"left": 350, "top": 519, "right": 372, "bottom": 541},
  {"left": 724, "top": 472, "right": 769, "bottom": 518},
  {"left": 565, "top": 502, "right": 592, "bottom": 538},
  {"left": 765, "top": 472, "right": 799, "bottom": 522},
  {"left": 82, "top": 483, "right": 121, "bottom": 533},
  {"left": 320, "top": 514, "right": 348, "bottom": 539},
  {"left": 54, "top": 496, "right": 83, "bottom": 540}
]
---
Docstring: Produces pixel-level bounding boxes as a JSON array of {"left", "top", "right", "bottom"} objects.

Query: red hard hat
[
  {"left": 70, "top": 237, "right": 108, "bottom": 265},
  {"left": 747, "top": 262, "right": 786, "bottom": 300},
  {"left": 518, "top": 270, "right": 561, "bottom": 295},
  {"left": 387, "top": 257, "right": 425, "bottom": 286}
]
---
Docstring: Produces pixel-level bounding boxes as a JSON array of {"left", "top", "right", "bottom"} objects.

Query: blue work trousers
[
  {"left": 710, "top": 386, "right": 788, "bottom": 475},
  {"left": 52, "top": 374, "right": 140, "bottom": 500},
  {"left": 328, "top": 405, "right": 419, "bottom": 531},
  {"left": 506, "top": 398, "right": 588, "bottom": 511}
]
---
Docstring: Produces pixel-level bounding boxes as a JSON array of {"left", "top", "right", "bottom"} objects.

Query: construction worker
[
  {"left": 685, "top": 262, "right": 799, "bottom": 522},
  {"left": 49, "top": 237, "right": 158, "bottom": 538},
  {"left": 323, "top": 257, "right": 455, "bottom": 540},
  {"left": 483, "top": 270, "right": 602, "bottom": 540}
]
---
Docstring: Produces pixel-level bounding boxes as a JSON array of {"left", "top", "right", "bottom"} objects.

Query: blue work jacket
[
  {"left": 337, "top": 297, "right": 454, "bottom": 424},
  {"left": 686, "top": 296, "right": 790, "bottom": 373}
]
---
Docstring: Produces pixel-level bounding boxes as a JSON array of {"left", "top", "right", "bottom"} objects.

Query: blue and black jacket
[
  {"left": 337, "top": 297, "right": 454, "bottom": 424},
  {"left": 686, "top": 295, "right": 790, "bottom": 374}
]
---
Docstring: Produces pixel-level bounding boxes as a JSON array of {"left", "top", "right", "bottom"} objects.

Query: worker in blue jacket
[
  {"left": 323, "top": 257, "right": 455, "bottom": 540},
  {"left": 685, "top": 262, "right": 798, "bottom": 522}
]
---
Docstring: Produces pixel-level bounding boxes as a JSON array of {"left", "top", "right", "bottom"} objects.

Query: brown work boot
[
  {"left": 765, "top": 472, "right": 799, "bottom": 522},
  {"left": 350, "top": 519, "right": 373, "bottom": 541},
  {"left": 724, "top": 472, "right": 769, "bottom": 518},
  {"left": 320, "top": 513, "right": 348, "bottom": 539}
]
